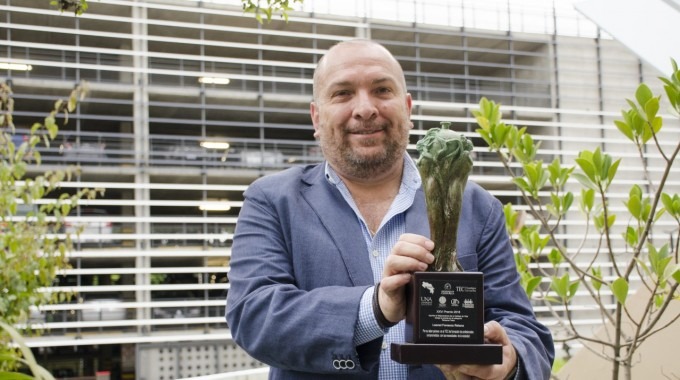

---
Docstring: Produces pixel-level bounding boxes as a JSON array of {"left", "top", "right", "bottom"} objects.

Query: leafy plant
[
  {"left": 50, "top": 0, "right": 88, "bottom": 15},
  {"left": 473, "top": 60, "right": 680, "bottom": 380},
  {"left": 0, "top": 81, "right": 101, "bottom": 376},
  {"left": 241, "top": 0, "right": 303, "bottom": 23},
  {"left": 0, "top": 322, "right": 54, "bottom": 380}
]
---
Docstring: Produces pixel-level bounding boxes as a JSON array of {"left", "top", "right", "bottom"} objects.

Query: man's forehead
[
  {"left": 313, "top": 40, "right": 406, "bottom": 98},
  {"left": 326, "top": 76, "right": 398, "bottom": 89},
  {"left": 321, "top": 51, "right": 403, "bottom": 83},
  {"left": 325, "top": 43, "right": 395, "bottom": 66}
]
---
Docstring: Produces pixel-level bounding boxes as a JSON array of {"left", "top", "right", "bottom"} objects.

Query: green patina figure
[{"left": 416, "top": 121, "right": 474, "bottom": 272}]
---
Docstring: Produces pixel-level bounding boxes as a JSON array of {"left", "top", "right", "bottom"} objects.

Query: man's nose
[{"left": 352, "top": 91, "right": 377, "bottom": 121}]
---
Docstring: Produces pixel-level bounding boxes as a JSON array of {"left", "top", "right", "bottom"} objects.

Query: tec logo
[{"left": 332, "top": 354, "right": 356, "bottom": 370}]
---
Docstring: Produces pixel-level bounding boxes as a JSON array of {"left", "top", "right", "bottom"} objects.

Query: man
[{"left": 226, "top": 39, "right": 554, "bottom": 379}]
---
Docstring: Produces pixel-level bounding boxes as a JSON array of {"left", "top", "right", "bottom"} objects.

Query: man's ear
[
  {"left": 310, "top": 101, "right": 321, "bottom": 138},
  {"left": 405, "top": 92, "right": 413, "bottom": 120}
]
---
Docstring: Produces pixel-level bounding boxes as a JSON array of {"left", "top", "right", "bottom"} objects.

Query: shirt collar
[{"left": 324, "top": 153, "right": 422, "bottom": 190}]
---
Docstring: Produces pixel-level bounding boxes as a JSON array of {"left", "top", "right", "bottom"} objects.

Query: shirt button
[
  {"left": 382, "top": 342, "right": 388, "bottom": 350},
  {"left": 372, "top": 250, "right": 379, "bottom": 257}
]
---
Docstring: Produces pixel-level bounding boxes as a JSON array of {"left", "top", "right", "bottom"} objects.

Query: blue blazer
[{"left": 226, "top": 164, "right": 554, "bottom": 379}]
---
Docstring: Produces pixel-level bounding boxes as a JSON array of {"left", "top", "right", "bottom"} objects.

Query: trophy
[{"left": 391, "top": 122, "right": 503, "bottom": 365}]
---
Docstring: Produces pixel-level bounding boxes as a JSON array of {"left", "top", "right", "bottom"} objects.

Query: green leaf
[
  {"left": 672, "top": 265, "right": 680, "bottom": 283},
  {"left": 623, "top": 107, "right": 645, "bottom": 139},
  {"left": 661, "top": 77, "right": 680, "bottom": 112},
  {"left": 551, "top": 273, "right": 570, "bottom": 301},
  {"left": 547, "top": 201, "right": 559, "bottom": 219},
  {"left": 522, "top": 133, "right": 535, "bottom": 157},
  {"left": 644, "top": 96, "right": 660, "bottom": 124},
  {"left": 591, "top": 267, "right": 603, "bottom": 291},
  {"left": 649, "top": 243, "right": 671, "bottom": 278},
  {"left": 548, "top": 248, "right": 562, "bottom": 267},
  {"left": 611, "top": 277, "right": 629, "bottom": 305},
  {"left": 548, "top": 159, "right": 560, "bottom": 186},
  {"left": 580, "top": 188, "right": 595, "bottom": 214},
  {"left": 525, "top": 276, "right": 543, "bottom": 299},
  {"left": 607, "top": 214, "right": 616, "bottom": 229},
  {"left": 614, "top": 119, "right": 634, "bottom": 141},
  {"left": 503, "top": 203, "right": 518, "bottom": 235},
  {"left": 513, "top": 177, "right": 532, "bottom": 195},
  {"left": 635, "top": 84, "right": 653, "bottom": 110},
  {"left": 572, "top": 173, "right": 596, "bottom": 190},
  {"left": 476, "top": 128, "right": 493, "bottom": 147},
  {"left": 626, "top": 99, "right": 640, "bottom": 115},
  {"left": 568, "top": 280, "right": 579, "bottom": 300},
  {"left": 623, "top": 226, "right": 638, "bottom": 247},
  {"left": 0, "top": 372, "right": 35, "bottom": 380},
  {"left": 594, "top": 212, "right": 604, "bottom": 232},
  {"left": 625, "top": 192, "right": 642, "bottom": 220},
  {"left": 604, "top": 158, "right": 621, "bottom": 187},
  {"left": 629, "top": 184, "right": 642, "bottom": 199},
  {"left": 575, "top": 157, "right": 597, "bottom": 183},
  {"left": 655, "top": 294, "right": 665, "bottom": 308},
  {"left": 651, "top": 116, "right": 663, "bottom": 135},
  {"left": 515, "top": 252, "right": 529, "bottom": 272},
  {"left": 592, "top": 148, "right": 603, "bottom": 176},
  {"left": 491, "top": 123, "right": 509, "bottom": 147},
  {"left": 661, "top": 193, "right": 679, "bottom": 217},
  {"left": 635, "top": 257, "right": 652, "bottom": 278},
  {"left": 663, "top": 263, "right": 680, "bottom": 283}
]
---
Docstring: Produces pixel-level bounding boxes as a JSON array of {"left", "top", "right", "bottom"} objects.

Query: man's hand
[
  {"left": 437, "top": 321, "right": 518, "bottom": 380},
  {"left": 377, "top": 233, "right": 434, "bottom": 324}
]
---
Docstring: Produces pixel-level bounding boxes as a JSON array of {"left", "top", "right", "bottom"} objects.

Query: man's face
[{"left": 310, "top": 43, "right": 413, "bottom": 180}]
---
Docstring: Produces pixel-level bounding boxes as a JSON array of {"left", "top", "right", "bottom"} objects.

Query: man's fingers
[
  {"left": 397, "top": 233, "right": 435, "bottom": 251},
  {"left": 384, "top": 252, "right": 429, "bottom": 274},
  {"left": 380, "top": 273, "right": 412, "bottom": 292},
  {"left": 377, "top": 233, "right": 435, "bottom": 324},
  {"left": 436, "top": 365, "right": 472, "bottom": 380},
  {"left": 383, "top": 235, "right": 434, "bottom": 276},
  {"left": 484, "top": 321, "right": 510, "bottom": 345}
]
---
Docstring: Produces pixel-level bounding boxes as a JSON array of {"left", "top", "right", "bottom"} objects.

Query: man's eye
[
  {"left": 332, "top": 90, "right": 351, "bottom": 98},
  {"left": 376, "top": 87, "right": 392, "bottom": 94}
]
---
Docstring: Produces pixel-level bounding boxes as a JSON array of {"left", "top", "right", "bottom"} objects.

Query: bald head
[{"left": 312, "top": 40, "right": 407, "bottom": 102}]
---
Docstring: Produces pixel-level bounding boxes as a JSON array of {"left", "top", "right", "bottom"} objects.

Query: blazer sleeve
[
  {"left": 225, "top": 177, "right": 381, "bottom": 376},
  {"left": 474, "top": 194, "right": 555, "bottom": 379}
]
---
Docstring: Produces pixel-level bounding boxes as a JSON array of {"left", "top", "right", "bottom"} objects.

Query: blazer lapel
[
  {"left": 405, "top": 188, "right": 430, "bottom": 238},
  {"left": 299, "top": 165, "right": 374, "bottom": 286}
]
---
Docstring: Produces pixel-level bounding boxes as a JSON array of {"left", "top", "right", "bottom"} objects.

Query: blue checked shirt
[{"left": 324, "top": 153, "right": 421, "bottom": 380}]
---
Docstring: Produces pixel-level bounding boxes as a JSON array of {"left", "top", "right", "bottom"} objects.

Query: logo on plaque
[{"left": 422, "top": 282, "right": 434, "bottom": 294}]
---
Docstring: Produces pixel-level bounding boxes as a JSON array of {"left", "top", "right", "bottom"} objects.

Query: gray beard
[
  {"left": 323, "top": 136, "right": 407, "bottom": 180},
  {"left": 340, "top": 144, "right": 400, "bottom": 179}
]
